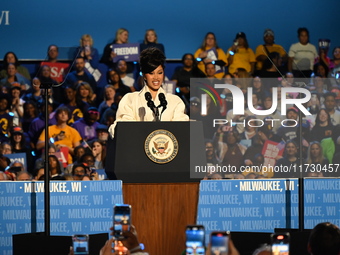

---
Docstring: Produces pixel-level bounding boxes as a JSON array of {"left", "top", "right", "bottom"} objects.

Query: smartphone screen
[
  {"left": 72, "top": 235, "right": 89, "bottom": 255},
  {"left": 271, "top": 233, "right": 290, "bottom": 255},
  {"left": 113, "top": 204, "right": 131, "bottom": 239},
  {"left": 185, "top": 225, "right": 205, "bottom": 255},
  {"left": 210, "top": 231, "right": 229, "bottom": 255}
]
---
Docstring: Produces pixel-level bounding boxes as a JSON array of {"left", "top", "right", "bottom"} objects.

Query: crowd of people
[
  {"left": 186, "top": 28, "right": 340, "bottom": 180},
  {"left": 0, "top": 27, "right": 339, "bottom": 181},
  {"left": 0, "top": 28, "right": 339, "bottom": 254},
  {"left": 78, "top": 222, "right": 340, "bottom": 255}
]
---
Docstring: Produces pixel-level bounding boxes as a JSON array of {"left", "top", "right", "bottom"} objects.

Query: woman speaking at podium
[{"left": 108, "top": 47, "right": 189, "bottom": 137}]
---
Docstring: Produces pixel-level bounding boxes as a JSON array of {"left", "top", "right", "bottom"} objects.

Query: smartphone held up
[
  {"left": 271, "top": 233, "right": 290, "bottom": 255},
  {"left": 210, "top": 231, "right": 230, "bottom": 255},
  {"left": 113, "top": 204, "right": 131, "bottom": 240},
  {"left": 185, "top": 225, "right": 205, "bottom": 255},
  {"left": 72, "top": 234, "right": 89, "bottom": 255}
]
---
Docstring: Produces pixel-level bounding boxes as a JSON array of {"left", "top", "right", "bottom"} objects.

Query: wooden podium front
[
  {"left": 123, "top": 183, "right": 199, "bottom": 255},
  {"left": 108, "top": 122, "right": 205, "bottom": 254}
]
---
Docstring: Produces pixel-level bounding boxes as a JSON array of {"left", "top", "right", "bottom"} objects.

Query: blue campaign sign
[
  {"left": 197, "top": 179, "right": 299, "bottom": 242},
  {"left": 304, "top": 178, "right": 340, "bottom": 229},
  {"left": 6, "top": 152, "right": 27, "bottom": 170},
  {"left": 197, "top": 179, "right": 340, "bottom": 244},
  {"left": 112, "top": 43, "right": 140, "bottom": 63},
  {"left": 0, "top": 180, "right": 123, "bottom": 254},
  {"left": 96, "top": 169, "right": 108, "bottom": 180}
]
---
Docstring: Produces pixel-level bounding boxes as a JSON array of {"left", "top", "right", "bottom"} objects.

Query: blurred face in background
[
  {"left": 286, "top": 110, "right": 298, "bottom": 120},
  {"left": 333, "top": 47, "right": 340, "bottom": 60},
  {"left": 73, "top": 166, "right": 85, "bottom": 180},
  {"left": 285, "top": 142, "right": 297, "bottom": 157},
  {"left": 109, "top": 70, "right": 120, "bottom": 84},
  {"left": 205, "top": 33, "right": 215, "bottom": 48},
  {"left": 237, "top": 37, "right": 245, "bottom": 47},
  {"left": 224, "top": 74, "right": 233, "bottom": 85},
  {"left": 146, "top": 30, "right": 157, "bottom": 43},
  {"left": 75, "top": 147, "right": 85, "bottom": 160},
  {"left": 205, "top": 63, "right": 215, "bottom": 77},
  {"left": 0, "top": 99, "right": 8, "bottom": 112},
  {"left": 11, "top": 88, "right": 21, "bottom": 98},
  {"left": 263, "top": 97, "right": 273, "bottom": 110},
  {"left": 264, "top": 34, "right": 274, "bottom": 45},
  {"left": 324, "top": 96, "right": 336, "bottom": 111},
  {"left": 6, "top": 53, "right": 16, "bottom": 64},
  {"left": 13, "top": 134, "right": 23, "bottom": 143},
  {"left": 24, "top": 103, "right": 36, "bottom": 117},
  {"left": 299, "top": 31, "right": 309, "bottom": 45},
  {"left": 226, "top": 132, "right": 237, "bottom": 145},
  {"left": 253, "top": 77, "right": 262, "bottom": 90},
  {"left": 2, "top": 144, "right": 12, "bottom": 154},
  {"left": 92, "top": 142, "right": 103, "bottom": 157},
  {"left": 105, "top": 87, "right": 115, "bottom": 100},
  {"left": 48, "top": 46, "right": 58, "bottom": 60},
  {"left": 81, "top": 36, "right": 92, "bottom": 47},
  {"left": 50, "top": 156, "right": 58, "bottom": 166},
  {"left": 97, "top": 130, "right": 109, "bottom": 141},
  {"left": 7, "top": 64, "right": 17, "bottom": 76},
  {"left": 56, "top": 110, "right": 69, "bottom": 123},
  {"left": 183, "top": 54, "right": 194, "bottom": 68},
  {"left": 79, "top": 85, "right": 90, "bottom": 99},
  {"left": 42, "top": 65, "right": 52, "bottom": 78},
  {"left": 86, "top": 110, "right": 99, "bottom": 125},
  {"left": 310, "top": 143, "right": 321, "bottom": 158},
  {"left": 75, "top": 58, "right": 85, "bottom": 72},
  {"left": 118, "top": 31, "right": 128, "bottom": 44},
  {"left": 205, "top": 142, "right": 214, "bottom": 157},
  {"left": 117, "top": 60, "right": 128, "bottom": 74},
  {"left": 65, "top": 87, "right": 76, "bottom": 101},
  {"left": 48, "top": 147, "right": 56, "bottom": 154},
  {"left": 318, "top": 109, "right": 328, "bottom": 123}
]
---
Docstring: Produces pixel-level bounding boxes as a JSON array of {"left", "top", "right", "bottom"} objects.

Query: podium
[
  {"left": 106, "top": 121, "right": 205, "bottom": 255},
  {"left": 106, "top": 121, "right": 206, "bottom": 182}
]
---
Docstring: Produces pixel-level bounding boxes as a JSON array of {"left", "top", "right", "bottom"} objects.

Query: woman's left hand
[
  {"left": 99, "top": 238, "right": 115, "bottom": 255},
  {"left": 91, "top": 171, "right": 100, "bottom": 180}
]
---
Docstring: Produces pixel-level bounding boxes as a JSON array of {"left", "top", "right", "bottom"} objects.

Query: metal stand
[
  {"left": 41, "top": 83, "right": 53, "bottom": 236},
  {"left": 297, "top": 81, "right": 306, "bottom": 231}
]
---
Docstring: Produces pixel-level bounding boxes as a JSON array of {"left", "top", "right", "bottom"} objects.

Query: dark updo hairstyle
[{"left": 140, "top": 47, "right": 166, "bottom": 74}]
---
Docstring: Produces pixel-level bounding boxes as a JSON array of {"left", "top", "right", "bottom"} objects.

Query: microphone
[
  {"left": 158, "top": 93, "right": 167, "bottom": 116},
  {"left": 145, "top": 92, "right": 159, "bottom": 121},
  {"left": 138, "top": 107, "right": 146, "bottom": 121}
]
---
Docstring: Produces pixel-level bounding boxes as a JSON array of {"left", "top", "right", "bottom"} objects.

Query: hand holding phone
[
  {"left": 84, "top": 46, "right": 91, "bottom": 56},
  {"left": 271, "top": 233, "right": 290, "bottom": 255},
  {"left": 221, "top": 125, "right": 232, "bottom": 132},
  {"left": 185, "top": 225, "right": 205, "bottom": 255},
  {"left": 72, "top": 234, "right": 89, "bottom": 255},
  {"left": 231, "top": 40, "right": 239, "bottom": 51},
  {"left": 110, "top": 224, "right": 140, "bottom": 251},
  {"left": 113, "top": 204, "right": 131, "bottom": 240},
  {"left": 210, "top": 231, "right": 229, "bottom": 255}
]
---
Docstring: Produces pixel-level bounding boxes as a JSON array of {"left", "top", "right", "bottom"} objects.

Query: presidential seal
[{"left": 144, "top": 129, "right": 178, "bottom": 164}]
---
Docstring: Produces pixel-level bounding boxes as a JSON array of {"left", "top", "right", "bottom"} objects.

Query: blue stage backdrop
[
  {"left": 0, "top": 0, "right": 339, "bottom": 60},
  {"left": 0, "top": 181, "right": 123, "bottom": 255},
  {"left": 197, "top": 179, "right": 340, "bottom": 244}
]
